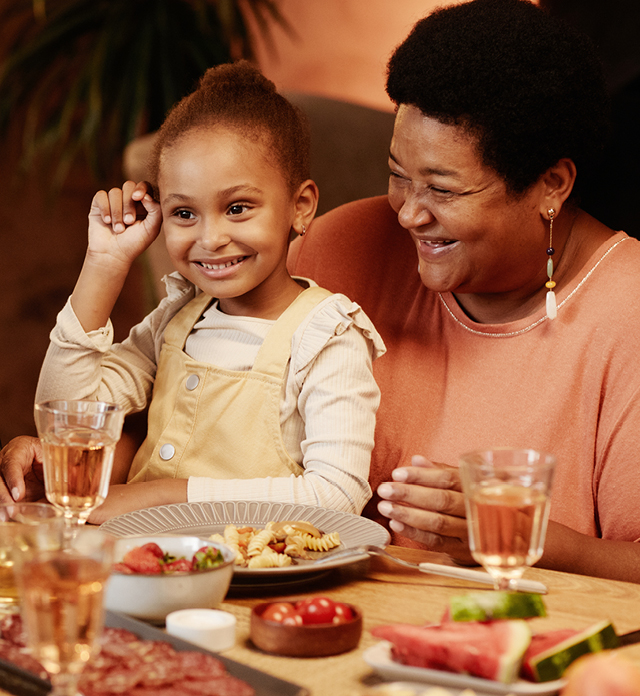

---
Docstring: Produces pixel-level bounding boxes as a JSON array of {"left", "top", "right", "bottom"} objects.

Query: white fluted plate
[{"left": 101, "top": 500, "right": 390, "bottom": 578}]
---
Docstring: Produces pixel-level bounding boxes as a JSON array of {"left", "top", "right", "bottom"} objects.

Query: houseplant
[{"left": 0, "top": 0, "right": 291, "bottom": 186}]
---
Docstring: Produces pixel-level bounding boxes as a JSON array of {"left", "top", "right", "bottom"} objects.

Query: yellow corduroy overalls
[{"left": 127, "top": 286, "right": 332, "bottom": 483}]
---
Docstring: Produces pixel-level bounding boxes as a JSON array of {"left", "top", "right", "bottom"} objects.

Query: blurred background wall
[{"left": 0, "top": 0, "right": 450, "bottom": 444}]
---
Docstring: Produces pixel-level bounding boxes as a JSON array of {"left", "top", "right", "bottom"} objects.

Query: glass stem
[
  {"left": 495, "top": 576, "right": 511, "bottom": 591},
  {"left": 50, "top": 671, "right": 81, "bottom": 696}
]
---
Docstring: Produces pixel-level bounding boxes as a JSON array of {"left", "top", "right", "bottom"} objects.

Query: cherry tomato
[
  {"left": 295, "top": 597, "right": 336, "bottom": 625},
  {"left": 262, "top": 602, "right": 301, "bottom": 624},
  {"left": 332, "top": 602, "right": 354, "bottom": 624},
  {"left": 281, "top": 613, "right": 303, "bottom": 626}
]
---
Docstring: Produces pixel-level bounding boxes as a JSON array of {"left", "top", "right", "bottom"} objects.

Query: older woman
[{"left": 289, "top": 0, "right": 640, "bottom": 583}]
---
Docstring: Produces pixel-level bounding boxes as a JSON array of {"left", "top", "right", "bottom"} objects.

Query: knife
[{"left": 618, "top": 628, "right": 640, "bottom": 647}]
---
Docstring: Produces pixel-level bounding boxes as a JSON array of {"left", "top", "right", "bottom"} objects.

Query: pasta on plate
[{"left": 209, "top": 520, "right": 341, "bottom": 569}]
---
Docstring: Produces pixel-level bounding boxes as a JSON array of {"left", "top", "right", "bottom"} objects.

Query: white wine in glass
[
  {"left": 14, "top": 526, "right": 114, "bottom": 696},
  {"left": 34, "top": 400, "right": 124, "bottom": 526},
  {"left": 459, "top": 448, "right": 556, "bottom": 591}
]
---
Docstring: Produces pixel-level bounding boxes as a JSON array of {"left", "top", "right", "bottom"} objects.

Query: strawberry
[
  {"left": 139, "top": 542, "right": 164, "bottom": 559},
  {"left": 163, "top": 558, "right": 193, "bottom": 573},
  {"left": 113, "top": 562, "right": 134, "bottom": 574},
  {"left": 122, "top": 546, "right": 163, "bottom": 574}
]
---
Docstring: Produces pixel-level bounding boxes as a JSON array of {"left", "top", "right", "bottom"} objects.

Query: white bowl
[{"left": 104, "top": 534, "right": 235, "bottom": 623}]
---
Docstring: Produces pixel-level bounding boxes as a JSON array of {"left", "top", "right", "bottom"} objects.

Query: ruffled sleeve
[{"left": 290, "top": 291, "right": 386, "bottom": 378}]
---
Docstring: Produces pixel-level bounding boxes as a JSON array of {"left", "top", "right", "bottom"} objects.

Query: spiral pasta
[
  {"left": 209, "top": 520, "right": 341, "bottom": 568},
  {"left": 299, "top": 531, "right": 341, "bottom": 552}
]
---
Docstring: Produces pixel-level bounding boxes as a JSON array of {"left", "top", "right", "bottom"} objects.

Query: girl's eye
[
  {"left": 174, "top": 209, "right": 194, "bottom": 220},
  {"left": 228, "top": 204, "right": 248, "bottom": 216}
]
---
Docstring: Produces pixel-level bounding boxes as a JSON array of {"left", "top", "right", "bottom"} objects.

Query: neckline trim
[{"left": 438, "top": 236, "right": 629, "bottom": 337}]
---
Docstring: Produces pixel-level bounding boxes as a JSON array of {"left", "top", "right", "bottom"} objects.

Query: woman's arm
[{"left": 376, "top": 455, "right": 640, "bottom": 584}]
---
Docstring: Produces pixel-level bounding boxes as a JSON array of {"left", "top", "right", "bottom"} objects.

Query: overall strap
[
  {"left": 162, "top": 292, "right": 213, "bottom": 349},
  {"left": 252, "top": 286, "right": 333, "bottom": 379}
]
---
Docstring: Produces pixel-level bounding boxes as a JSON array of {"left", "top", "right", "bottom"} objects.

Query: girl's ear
[
  {"left": 538, "top": 158, "right": 577, "bottom": 218},
  {"left": 292, "top": 179, "right": 319, "bottom": 235}
]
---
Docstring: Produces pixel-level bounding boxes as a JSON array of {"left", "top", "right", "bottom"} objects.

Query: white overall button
[
  {"left": 159, "top": 443, "right": 175, "bottom": 460},
  {"left": 185, "top": 374, "right": 200, "bottom": 391}
]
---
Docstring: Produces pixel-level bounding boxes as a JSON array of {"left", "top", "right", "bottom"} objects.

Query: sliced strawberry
[
  {"left": 113, "top": 562, "right": 135, "bottom": 574},
  {"left": 139, "top": 542, "right": 164, "bottom": 558},
  {"left": 123, "top": 547, "right": 163, "bottom": 574},
  {"left": 163, "top": 558, "right": 193, "bottom": 573}
]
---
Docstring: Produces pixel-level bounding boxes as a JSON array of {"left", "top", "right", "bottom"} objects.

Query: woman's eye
[{"left": 430, "top": 186, "right": 453, "bottom": 196}]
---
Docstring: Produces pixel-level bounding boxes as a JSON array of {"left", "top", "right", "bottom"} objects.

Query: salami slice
[{"left": 178, "top": 650, "right": 228, "bottom": 678}]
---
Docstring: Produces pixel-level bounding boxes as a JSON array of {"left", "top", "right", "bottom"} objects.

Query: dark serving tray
[{"left": 0, "top": 610, "right": 310, "bottom": 696}]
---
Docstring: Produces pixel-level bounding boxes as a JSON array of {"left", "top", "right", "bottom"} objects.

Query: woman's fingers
[
  {"left": 376, "top": 455, "right": 473, "bottom": 562},
  {"left": 0, "top": 436, "right": 43, "bottom": 503}
]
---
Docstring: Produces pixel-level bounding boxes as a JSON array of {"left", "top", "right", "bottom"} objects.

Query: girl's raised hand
[{"left": 88, "top": 180, "right": 161, "bottom": 270}]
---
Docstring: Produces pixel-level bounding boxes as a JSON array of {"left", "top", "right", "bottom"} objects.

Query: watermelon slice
[
  {"left": 371, "top": 619, "right": 531, "bottom": 683},
  {"left": 450, "top": 591, "right": 547, "bottom": 622},
  {"left": 522, "top": 620, "right": 620, "bottom": 682}
]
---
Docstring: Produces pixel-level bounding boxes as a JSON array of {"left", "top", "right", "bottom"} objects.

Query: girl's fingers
[
  {"left": 91, "top": 190, "right": 112, "bottom": 224},
  {"left": 121, "top": 180, "right": 139, "bottom": 226},
  {"left": 107, "top": 187, "right": 126, "bottom": 232}
]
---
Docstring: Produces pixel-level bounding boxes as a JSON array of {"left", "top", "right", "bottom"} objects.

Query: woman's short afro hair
[
  {"left": 386, "top": 0, "right": 609, "bottom": 196},
  {"left": 150, "top": 60, "right": 310, "bottom": 194}
]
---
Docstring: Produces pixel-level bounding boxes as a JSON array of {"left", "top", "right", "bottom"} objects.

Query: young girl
[{"left": 35, "top": 61, "right": 385, "bottom": 522}]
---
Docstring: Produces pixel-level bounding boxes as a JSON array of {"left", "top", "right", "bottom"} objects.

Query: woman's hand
[
  {"left": 377, "top": 454, "right": 474, "bottom": 564},
  {"left": 87, "top": 180, "right": 161, "bottom": 272},
  {"left": 0, "top": 436, "right": 46, "bottom": 504}
]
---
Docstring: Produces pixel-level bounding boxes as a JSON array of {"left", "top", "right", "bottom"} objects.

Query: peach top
[{"left": 289, "top": 196, "right": 640, "bottom": 544}]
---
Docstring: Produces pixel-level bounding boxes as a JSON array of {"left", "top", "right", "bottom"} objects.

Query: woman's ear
[
  {"left": 539, "top": 158, "right": 577, "bottom": 218},
  {"left": 292, "top": 179, "right": 319, "bottom": 235}
]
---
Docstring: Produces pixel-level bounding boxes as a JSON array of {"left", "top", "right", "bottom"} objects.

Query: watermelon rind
[
  {"left": 529, "top": 620, "right": 619, "bottom": 682},
  {"left": 495, "top": 619, "right": 533, "bottom": 683},
  {"left": 450, "top": 591, "right": 547, "bottom": 622}
]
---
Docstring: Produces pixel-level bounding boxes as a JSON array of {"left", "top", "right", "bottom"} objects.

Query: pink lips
[{"left": 416, "top": 238, "right": 459, "bottom": 258}]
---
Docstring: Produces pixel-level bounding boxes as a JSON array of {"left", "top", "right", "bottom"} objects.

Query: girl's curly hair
[{"left": 150, "top": 60, "right": 310, "bottom": 195}]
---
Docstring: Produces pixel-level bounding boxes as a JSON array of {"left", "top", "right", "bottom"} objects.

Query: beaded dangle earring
[{"left": 545, "top": 208, "right": 557, "bottom": 320}]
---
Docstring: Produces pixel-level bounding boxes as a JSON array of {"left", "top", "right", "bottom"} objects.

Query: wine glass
[
  {"left": 0, "top": 503, "right": 63, "bottom": 613},
  {"left": 34, "top": 400, "right": 124, "bottom": 527},
  {"left": 459, "top": 448, "right": 556, "bottom": 591},
  {"left": 12, "top": 525, "right": 115, "bottom": 696}
]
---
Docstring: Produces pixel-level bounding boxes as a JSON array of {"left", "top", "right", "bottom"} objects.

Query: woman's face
[{"left": 388, "top": 105, "right": 549, "bottom": 312}]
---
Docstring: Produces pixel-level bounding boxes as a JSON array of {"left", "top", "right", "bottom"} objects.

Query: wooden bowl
[{"left": 250, "top": 602, "right": 362, "bottom": 657}]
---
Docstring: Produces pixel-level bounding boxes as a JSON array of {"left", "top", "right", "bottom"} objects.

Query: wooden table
[
  {"left": 3, "top": 547, "right": 640, "bottom": 696},
  {"left": 215, "top": 546, "right": 640, "bottom": 695}
]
